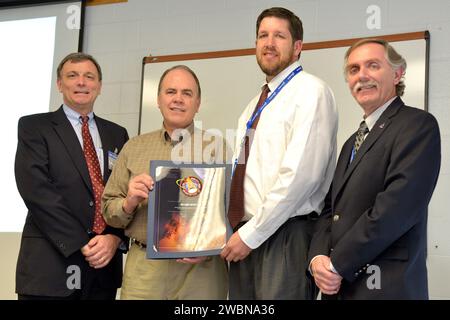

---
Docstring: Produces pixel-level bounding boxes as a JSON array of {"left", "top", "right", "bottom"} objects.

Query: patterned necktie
[
  {"left": 353, "top": 120, "right": 369, "bottom": 154},
  {"left": 227, "top": 85, "right": 270, "bottom": 229},
  {"left": 81, "top": 116, "right": 106, "bottom": 235}
]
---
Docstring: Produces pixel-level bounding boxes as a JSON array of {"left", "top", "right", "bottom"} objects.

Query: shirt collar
[
  {"left": 364, "top": 96, "right": 397, "bottom": 131},
  {"left": 160, "top": 121, "right": 196, "bottom": 145},
  {"left": 264, "top": 60, "right": 301, "bottom": 93},
  {"left": 63, "top": 104, "right": 95, "bottom": 125}
]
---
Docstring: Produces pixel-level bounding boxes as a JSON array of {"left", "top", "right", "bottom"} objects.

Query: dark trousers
[
  {"left": 18, "top": 288, "right": 116, "bottom": 300},
  {"left": 229, "top": 215, "right": 318, "bottom": 300},
  {"left": 18, "top": 277, "right": 117, "bottom": 300}
]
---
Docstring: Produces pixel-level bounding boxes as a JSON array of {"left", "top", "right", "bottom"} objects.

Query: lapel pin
[{"left": 379, "top": 123, "right": 385, "bottom": 129}]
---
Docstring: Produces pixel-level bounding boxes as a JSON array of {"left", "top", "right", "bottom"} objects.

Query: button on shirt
[
  {"left": 63, "top": 105, "right": 104, "bottom": 177},
  {"left": 233, "top": 61, "right": 338, "bottom": 249},
  {"left": 102, "top": 123, "right": 230, "bottom": 242}
]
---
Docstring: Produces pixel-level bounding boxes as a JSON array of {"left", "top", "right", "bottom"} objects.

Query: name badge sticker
[{"left": 108, "top": 150, "right": 118, "bottom": 170}]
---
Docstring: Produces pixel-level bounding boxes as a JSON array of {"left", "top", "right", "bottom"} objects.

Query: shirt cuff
[
  {"left": 103, "top": 199, "right": 135, "bottom": 229},
  {"left": 329, "top": 260, "right": 339, "bottom": 274},
  {"left": 236, "top": 219, "right": 265, "bottom": 249}
]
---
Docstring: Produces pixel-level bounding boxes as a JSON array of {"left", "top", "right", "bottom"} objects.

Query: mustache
[
  {"left": 353, "top": 80, "right": 377, "bottom": 94},
  {"left": 262, "top": 46, "right": 278, "bottom": 54}
]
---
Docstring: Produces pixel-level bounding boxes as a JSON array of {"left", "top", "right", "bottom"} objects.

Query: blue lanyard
[
  {"left": 233, "top": 65, "right": 303, "bottom": 174},
  {"left": 246, "top": 66, "right": 302, "bottom": 130},
  {"left": 349, "top": 146, "right": 356, "bottom": 163}
]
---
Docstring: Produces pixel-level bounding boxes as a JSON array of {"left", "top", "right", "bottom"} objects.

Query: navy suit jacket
[
  {"left": 15, "top": 106, "right": 129, "bottom": 297},
  {"left": 308, "top": 97, "right": 441, "bottom": 299}
]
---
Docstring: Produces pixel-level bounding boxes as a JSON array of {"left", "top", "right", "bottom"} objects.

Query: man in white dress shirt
[{"left": 221, "top": 7, "right": 338, "bottom": 299}]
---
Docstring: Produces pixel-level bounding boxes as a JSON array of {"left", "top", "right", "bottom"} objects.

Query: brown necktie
[
  {"left": 227, "top": 85, "right": 270, "bottom": 229},
  {"left": 81, "top": 116, "right": 106, "bottom": 235}
]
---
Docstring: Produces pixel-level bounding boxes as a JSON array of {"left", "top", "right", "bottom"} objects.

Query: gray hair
[{"left": 344, "top": 38, "right": 407, "bottom": 96}]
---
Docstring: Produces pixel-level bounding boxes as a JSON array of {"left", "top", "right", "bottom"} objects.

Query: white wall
[{"left": 2, "top": 0, "right": 449, "bottom": 299}]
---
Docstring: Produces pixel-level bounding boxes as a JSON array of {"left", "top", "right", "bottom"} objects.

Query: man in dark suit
[
  {"left": 15, "top": 52, "right": 129, "bottom": 300},
  {"left": 308, "top": 39, "right": 441, "bottom": 299}
]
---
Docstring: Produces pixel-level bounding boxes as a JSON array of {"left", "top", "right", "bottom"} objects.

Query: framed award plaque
[{"left": 147, "top": 160, "right": 232, "bottom": 259}]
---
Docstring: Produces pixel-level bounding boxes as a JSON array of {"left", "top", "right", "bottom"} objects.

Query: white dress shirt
[{"left": 234, "top": 61, "right": 338, "bottom": 249}]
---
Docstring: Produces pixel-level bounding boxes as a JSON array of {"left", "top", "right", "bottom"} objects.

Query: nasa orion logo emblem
[{"left": 176, "top": 176, "right": 202, "bottom": 197}]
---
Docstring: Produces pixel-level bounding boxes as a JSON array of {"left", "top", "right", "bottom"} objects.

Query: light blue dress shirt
[{"left": 63, "top": 105, "right": 104, "bottom": 177}]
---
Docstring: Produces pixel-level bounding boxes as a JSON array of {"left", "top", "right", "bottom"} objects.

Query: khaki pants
[{"left": 120, "top": 242, "right": 228, "bottom": 300}]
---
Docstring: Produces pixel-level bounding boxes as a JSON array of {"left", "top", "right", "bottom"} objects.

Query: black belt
[
  {"left": 292, "top": 213, "right": 314, "bottom": 221},
  {"left": 234, "top": 212, "right": 318, "bottom": 232},
  {"left": 131, "top": 238, "right": 147, "bottom": 249}
]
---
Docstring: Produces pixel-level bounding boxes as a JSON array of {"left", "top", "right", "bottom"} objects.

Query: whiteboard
[{"left": 139, "top": 32, "right": 428, "bottom": 152}]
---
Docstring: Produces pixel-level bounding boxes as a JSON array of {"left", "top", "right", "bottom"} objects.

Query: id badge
[{"left": 108, "top": 150, "right": 118, "bottom": 170}]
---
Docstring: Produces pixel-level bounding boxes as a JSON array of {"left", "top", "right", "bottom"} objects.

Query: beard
[{"left": 256, "top": 47, "right": 296, "bottom": 78}]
